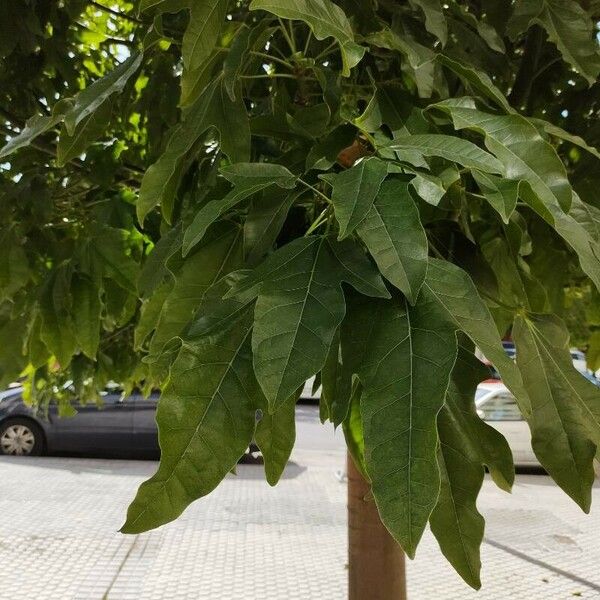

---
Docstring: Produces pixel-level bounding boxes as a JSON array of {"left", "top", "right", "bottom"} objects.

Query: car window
[{"left": 479, "top": 393, "right": 522, "bottom": 421}]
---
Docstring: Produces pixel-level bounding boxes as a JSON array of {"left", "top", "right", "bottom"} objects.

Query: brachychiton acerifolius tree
[{"left": 1, "top": 0, "right": 600, "bottom": 590}]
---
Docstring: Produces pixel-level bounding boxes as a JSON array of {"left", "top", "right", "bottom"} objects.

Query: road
[{"left": 1, "top": 403, "right": 599, "bottom": 599}]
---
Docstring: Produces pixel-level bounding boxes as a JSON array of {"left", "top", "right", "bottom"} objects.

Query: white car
[
  {"left": 305, "top": 376, "right": 539, "bottom": 466},
  {"left": 475, "top": 382, "right": 539, "bottom": 467}
]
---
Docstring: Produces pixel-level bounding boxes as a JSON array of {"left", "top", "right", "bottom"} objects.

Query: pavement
[{"left": 1, "top": 404, "right": 600, "bottom": 599}]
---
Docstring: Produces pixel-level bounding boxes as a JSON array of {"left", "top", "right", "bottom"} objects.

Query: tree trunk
[{"left": 347, "top": 452, "right": 407, "bottom": 600}]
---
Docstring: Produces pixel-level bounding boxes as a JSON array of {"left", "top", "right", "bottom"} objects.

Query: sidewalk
[{"left": 1, "top": 446, "right": 599, "bottom": 598}]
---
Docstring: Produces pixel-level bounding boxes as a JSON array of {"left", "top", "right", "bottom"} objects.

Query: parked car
[
  {"left": 301, "top": 376, "right": 320, "bottom": 401},
  {"left": 0, "top": 385, "right": 160, "bottom": 456},
  {"left": 475, "top": 382, "right": 539, "bottom": 467}
]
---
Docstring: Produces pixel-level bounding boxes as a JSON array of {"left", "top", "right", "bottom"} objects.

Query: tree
[{"left": 1, "top": 0, "right": 600, "bottom": 595}]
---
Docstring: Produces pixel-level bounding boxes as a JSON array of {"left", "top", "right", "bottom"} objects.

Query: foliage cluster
[{"left": 2, "top": 0, "right": 600, "bottom": 588}]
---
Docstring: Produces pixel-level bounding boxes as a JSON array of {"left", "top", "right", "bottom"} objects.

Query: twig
[{"left": 89, "top": 1, "right": 144, "bottom": 25}]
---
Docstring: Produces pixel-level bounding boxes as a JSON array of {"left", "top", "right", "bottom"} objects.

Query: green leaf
[
  {"left": 139, "top": 0, "right": 188, "bottom": 12},
  {"left": 138, "top": 225, "right": 183, "bottom": 298},
  {"left": 568, "top": 194, "right": 600, "bottom": 242},
  {"left": 71, "top": 274, "right": 101, "bottom": 359},
  {"left": 28, "top": 313, "right": 50, "bottom": 370},
  {"left": 135, "top": 282, "right": 171, "bottom": 351},
  {"left": 0, "top": 229, "right": 29, "bottom": 302},
  {"left": 513, "top": 181, "right": 600, "bottom": 292},
  {"left": 357, "top": 293, "right": 458, "bottom": 557},
  {"left": 121, "top": 312, "right": 259, "bottom": 533},
  {"left": 472, "top": 171, "right": 519, "bottom": 224},
  {"left": 434, "top": 100, "right": 573, "bottom": 213},
  {"left": 409, "top": 0, "right": 447, "bottom": 46},
  {"left": 182, "top": 163, "right": 297, "bottom": 255},
  {"left": 409, "top": 172, "right": 447, "bottom": 206},
  {"left": 223, "top": 25, "right": 253, "bottom": 100},
  {"left": 91, "top": 225, "right": 139, "bottom": 294},
  {"left": 436, "top": 55, "right": 513, "bottom": 114},
  {"left": 255, "top": 392, "right": 298, "bottom": 486},
  {"left": 320, "top": 329, "right": 352, "bottom": 426},
  {"left": 381, "top": 134, "right": 504, "bottom": 174},
  {"left": 137, "top": 76, "right": 250, "bottom": 224},
  {"left": 320, "top": 157, "right": 388, "bottom": 239},
  {"left": 0, "top": 99, "right": 71, "bottom": 160},
  {"left": 229, "top": 236, "right": 387, "bottom": 410},
  {"left": 445, "top": 346, "right": 515, "bottom": 492},
  {"left": 481, "top": 237, "right": 529, "bottom": 309},
  {"left": 57, "top": 100, "right": 112, "bottom": 166},
  {"left": 39, "top": 269, "right": 77, "bottom": 367},
  {"left": 244, "top": 188, "right": 300, "bottom": 265},
  {"left": 222, "top": 23, "right": 276, "bottom": 100},
  {"left": 513, "top": 313, "right": 600, "bottom": 511},
  {"left": 0, "top": 312, "right": 29, "bottom": 387},
  {"left": 64, "top": 53, "right": 142, "bottom": 134},
  {"left": 530, "top": 118, "right": 600, "bottom": 161},
  {"left": 356, "top": 179, "right": 429, "bottom": 304},
  {"left": 220, "top": 162, "right": 298, "bottom": 189},
  {"left": 366, "top": 28, "right": 435, "bottom": 98},
  {"left": 182, "top": 0, "right": 228, "bottom": 72},
  {"left": 450, "top": 3, "right": 505, "bottom": 53},
  {"left": 249, "top": 0, "right": 365, "bottom": 76},
  {"left": 431, "top": 345, "right": 515, "bottom": 587},
  {"left": 354, "top": 85, "right": 421, "bottom": 140},
  {"left": 587, "top": 331, "right": 600, "bottom": 372},
  {"left": 149, "top": 222, "right": 244, "bottom": 359},
  {"left": 508, "top": 0, "right": 600, "bottom": 86},
  {"left": 422, "top": 259, "right": 531, "bottom": 415},
  {"left": 185, "top": 274, "right": 252, "bottom": 340},
  {"left": 342, "top": 384, "right": 368, "bottom": 479},
  {"left": 550, "top": 197, "right": 600, "bottom": 292},
  {"left": 430, "top": 432, "right": 484, "bottom": 589}
]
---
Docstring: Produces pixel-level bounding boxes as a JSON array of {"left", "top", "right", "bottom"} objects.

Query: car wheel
[{"left": 0, "top": 419, "right": 45, "bottom": 456}]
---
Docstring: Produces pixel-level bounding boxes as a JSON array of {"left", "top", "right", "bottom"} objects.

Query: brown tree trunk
[{"left": 347, "top": 452, "right": 407, "bottom": 600}]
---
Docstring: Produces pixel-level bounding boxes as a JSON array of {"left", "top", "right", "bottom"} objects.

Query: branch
[{"left": 89, "top": 1, "right": 144, "bottom": 25}]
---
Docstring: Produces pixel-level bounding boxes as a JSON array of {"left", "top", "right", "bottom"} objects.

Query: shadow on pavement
[
  {"left": 0, "top": 455, "right": 308, "bottom": 480},
  {"left": 234, "top": 461, "right": 306, "bottom": 481}
]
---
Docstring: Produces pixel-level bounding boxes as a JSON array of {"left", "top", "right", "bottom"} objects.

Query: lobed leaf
[
  {"left": 137, "top": 77, "right": 250, "bottom": 224},
  {"left": 255, "top": 391, "right": 298, "bottom": 486},
  {"left": 508, "top": 0, "right": 600, "bottom": 86},
  {"left": 422, "top": 259, "right": 531, "bottom": 415},
  {"left": 320, "top": 157, "right": 388, "bottom": 239},
  {"left": 381, "top": 134, "right": 504, "bottom": 174},
  {"left": 122, "top": 312, "right": 259, "bottom": 533},
  {"left": 228, "top": 236, "right": 387, "bottom": 410},
  {"left": 64, "top": 53, "right": 142, "bottom": 135},
  {"left": 182, "top": 0, "right": 228, "bottom": 73},
  {"left": 149, "top": 222, "right": 244, "bottom": 359},
  {"left": 356, "top": 179, "right": 429, "bottom": 304},
  {"left": 356, "top": 293, "right": 458, "bottom": 558},
  {"left": 513, "top": 313, "right": 600, "bottom": 511},
  {"left": 430, "top": 347, "right": 514, "bottom": 588},
  {"left": 250, "top": 0, "right": 365, "bottom": 76}
]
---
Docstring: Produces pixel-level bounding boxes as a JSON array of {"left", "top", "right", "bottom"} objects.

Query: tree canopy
[{"left": 2, "top": 0, "right": 600, "bottom": 589}]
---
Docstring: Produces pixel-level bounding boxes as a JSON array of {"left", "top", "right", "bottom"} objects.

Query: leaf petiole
[
  {"left": 298, "top": 178, "right": 332, "bottom": 204},
  {"left": 305, "top": 207, "right": 330, "bottom": 236}
]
